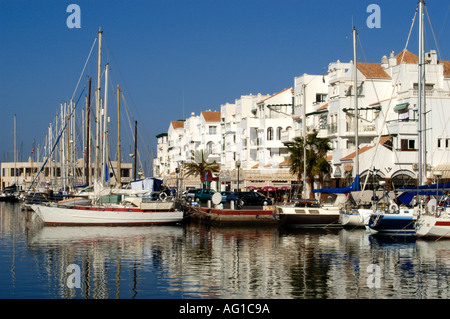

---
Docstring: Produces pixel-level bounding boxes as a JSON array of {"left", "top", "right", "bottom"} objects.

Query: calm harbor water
[{"left": 0, "top": 202, "right": 449, "bottom": 300}]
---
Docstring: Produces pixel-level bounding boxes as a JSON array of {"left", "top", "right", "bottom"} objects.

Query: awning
[
  {"left": 262, "top": 186, "right": 277, "bottom": 192},
  {"left": 394, "top": 102, "right": 409, "bottom": 112}
]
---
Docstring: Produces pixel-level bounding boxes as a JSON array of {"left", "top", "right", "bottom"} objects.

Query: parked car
[
  {"left": 234, "top": 191, "right": 272, "bottom": 206},
  {"left": 183, "top": 189, "right": 198, "bottom": 202},
  {"left": 220, "top": 191, "right": 237, "bottom": 203},
  {"left": 194, "top": 188, "right": 217, "bottom": 203}
]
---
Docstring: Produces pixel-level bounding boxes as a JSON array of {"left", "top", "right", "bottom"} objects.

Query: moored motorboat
[
  {"left": 276, "top": 196, "right": 344, "bottom": 228},
  {"left": 0, "top": 192, "right": 18, "bottom": 203}
]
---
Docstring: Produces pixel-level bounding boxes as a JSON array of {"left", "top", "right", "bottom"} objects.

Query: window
[
  {"left": 267, "top": 127, "right": 273, "bottom": 141},
  {"left": 413, "top": 83, "right": 434, "bottom": 91},
  {"left": 401, "top": 139, "right": 416, "bottom": 150},
  {"left": 206, "top": 141, "right": 215, "bottom": 154},
  {"left": 316, "top": 93, "right": 327, "bottom": 103},
  {"left": 277, "top": 127, "right": 282, "bottom": 140},
  {"left": 208, "top": 126, "right": 217, "bottom": 135},
  {"left": 438, "top": 138, "right": 442, "bottom": 149}
]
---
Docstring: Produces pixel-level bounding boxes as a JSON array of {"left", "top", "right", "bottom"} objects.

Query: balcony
[
  {"left": 344, "top": 123, "right": 377, "bottom": 136},
  {"left": 386, "top": 120, "right": 418, "bottom": 136}
]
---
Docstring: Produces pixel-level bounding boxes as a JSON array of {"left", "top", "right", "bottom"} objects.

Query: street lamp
[{"left": 236, "top": 160, "right": 241, "bottom": 192}]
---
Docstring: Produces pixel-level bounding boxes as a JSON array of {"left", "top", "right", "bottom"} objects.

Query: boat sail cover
[
  {"left": 396, "top": 182, "right": 450, "bottom": 205},
  {"left": 312, "top": 175, "right": 360, "bottom": 194}
]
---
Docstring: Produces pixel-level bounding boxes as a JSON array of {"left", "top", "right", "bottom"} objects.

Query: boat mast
[
  {"left": 302, "top": 83, "right": 307, "bottom": 199},
  {"left": 116, "top": 84, "right": 121, "bottom": 187},
  {"left": 101, "top": 63, "right": 109, "bottom": 186},
  {"left": 14, "top": 114, "right": 16, "bottom": 187},
  {"left": 95, "top": 28, "right": 103, "bottom": 184},
  {"left": 85, "top": 76, "right": 91, "bottom": 185},
  {"left": 134, "top": 120, "right": 137, "bottom": 181},
  {"left": 353, "top": 27, "right": 360, "bottom": 187},
  {"left": 418, "top": 0, "right": 425, "bottom": 186},
  {"left": 61, "top": 103, "right": 66, "bottom": 191}
]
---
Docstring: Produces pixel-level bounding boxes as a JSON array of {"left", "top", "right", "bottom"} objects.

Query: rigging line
[
  {"left": 70, "top": 37, "right": 97, "bottom": 102},
  {"left": 356, "top": 33, "right": 382, "bottom": 111},
  {"left": 29, "top": 81, "right": 88, "bottom": 190},
  {"left": 357, "top": 5, "right": 418, "bottom": 198},
  {"left": 121, "top": 93, "right": 144, "bottom": 174},
  {"left": 425, "top": 6, "right": 443, "bottom": 60},
  {"left": 437, "top": 4, "right": 450, "bottom": 43},
  {"left": 103, "top": 36, "right": 154, "bottom": 150},
  {"left": 424, "top": 6, "right": 450, "bottom": 172}
]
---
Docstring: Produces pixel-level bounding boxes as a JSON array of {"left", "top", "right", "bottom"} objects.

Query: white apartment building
[
  {"left": 296, "top": 49, "right": 450, "bottom": 191},
  {"left": 155, "top": 92, "right": 299, "bottom": 191},
  {"left": 154, "top": 48, "right": 450, "bottom": 194}
]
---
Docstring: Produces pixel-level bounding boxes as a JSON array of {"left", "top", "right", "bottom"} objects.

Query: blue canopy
[
  {"left": 397, "top": 190, "right": 445, "bottom": 205},
  {"left": 398, "top": 182, "right": 450, "bottom": 191},
  {"left": 312, "top": 175, "right": 360, "bottom": 194}
]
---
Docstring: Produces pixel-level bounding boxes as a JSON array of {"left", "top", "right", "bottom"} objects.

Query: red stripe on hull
[
  {"left": 44, "top": 221, "right": 181, "bottom": 227},
  {"left": 436, "top": 221, "right": 450, "bottom": 227},
  {"left": 72, "top": 206, "right": 175, "bottom": 213}
]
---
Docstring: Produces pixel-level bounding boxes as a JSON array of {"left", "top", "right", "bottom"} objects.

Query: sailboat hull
[
  {"left": 416, "top": 214, "right": 450, "bottom": 238},
  {"left": 31, "top": 204, "right": 184, "bottom": 226},
  {"left": 368, "top": 210, "right": 416, "bottom": 235},
  {"left": 339, "top": 208, "right": 372, "bottom": 228}
]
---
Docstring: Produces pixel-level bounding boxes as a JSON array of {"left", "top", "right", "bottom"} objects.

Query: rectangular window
[
  {"left": 315, "top": 93, "right": 327, "bottom": 103},
  {"left": 401, "top": 139, "right": 415, "bottom": 150},
  {"left": 208, "top": 126, "right": 217, "bottom": 135}
]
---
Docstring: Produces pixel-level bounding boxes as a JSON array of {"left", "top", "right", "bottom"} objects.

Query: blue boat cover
[{"left": 312, "top": 175, "right": 360, "bottom": 194}]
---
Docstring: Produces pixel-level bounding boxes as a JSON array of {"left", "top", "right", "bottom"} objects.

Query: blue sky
[{"left": 1, "top": 0, "right": 449, "bottom": 172}]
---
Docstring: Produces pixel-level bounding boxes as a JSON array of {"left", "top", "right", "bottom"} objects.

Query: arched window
[
  {"left": 277, "top": 127, "right": 282, "bottom": 140},
  {"left": 206, "top": 141, "right": 215, "bottom": 154},
  {"left": 267, "top": 127, "right": 273, "bottom": 141}
]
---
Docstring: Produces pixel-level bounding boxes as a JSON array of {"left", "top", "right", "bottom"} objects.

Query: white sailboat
[
  {"left": 276, "top": 83, "right": 343, "bottom": 228},
  {"left": 308, "top": 27, "right": 365, "bottom": 228},
  {"left": 339, "top": 27, "right": 365, "bottom": 228},
  {"left": 416, "top": 198, "right": 450, "bottom": 238},
  {"left": 30, "top": 28, "right": 184, "bottom": 226}
]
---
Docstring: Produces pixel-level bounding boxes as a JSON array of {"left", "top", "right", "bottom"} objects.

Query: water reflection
[{"left": 0, "top": 203, "right": 449, "bottom": 299}]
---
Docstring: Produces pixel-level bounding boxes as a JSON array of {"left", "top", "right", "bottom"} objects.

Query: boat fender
[
  {"left": 159, "top": 192, "right": 167, "bottom": 201},
  {"left": 436, "top": 209, "right": 441, "bottom": 218}
]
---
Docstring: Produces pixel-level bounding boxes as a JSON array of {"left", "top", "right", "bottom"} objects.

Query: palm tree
[
  {"left": 286, "top": 130, "right": 332, "bottom": 198},
  {"left": 183, "top": 150, "right": 220, "bottom": 189}
]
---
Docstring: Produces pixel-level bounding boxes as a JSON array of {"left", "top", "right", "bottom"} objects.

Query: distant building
[{"left": 1, "top": 158, "right": 132, "bottom": 191}]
